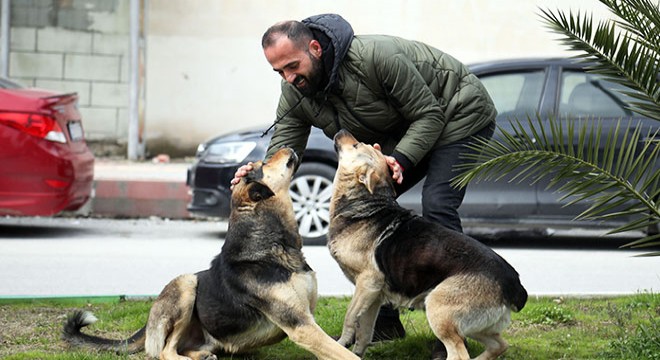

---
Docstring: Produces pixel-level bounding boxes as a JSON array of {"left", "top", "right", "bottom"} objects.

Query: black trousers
[{"left": 394, "top": 122, "right": 495, "bottom": 232}]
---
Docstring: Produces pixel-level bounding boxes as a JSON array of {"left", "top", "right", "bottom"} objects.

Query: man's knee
[{"left": 422, "top": 196, "right": 463, "bottom": 232}]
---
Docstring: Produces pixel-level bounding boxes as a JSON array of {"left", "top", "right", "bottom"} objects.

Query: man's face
[{"left": 264, "top": 36, "right": 324, "bottom": 97}]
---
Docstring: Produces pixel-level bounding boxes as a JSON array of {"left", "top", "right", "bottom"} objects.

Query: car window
[
  {"left": 478, "top": 70, "right": 546, "bottom": 120},
  {"left": 559, "top": 71, "right": 632, "bottom": 118}
]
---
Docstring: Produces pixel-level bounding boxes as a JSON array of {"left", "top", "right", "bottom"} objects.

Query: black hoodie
[{"left": 302, "top": 14, "right": 354, "bottom": 94}]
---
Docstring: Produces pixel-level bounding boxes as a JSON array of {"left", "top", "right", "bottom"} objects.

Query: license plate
[{"left": 68, "top": 121, "right": 84, "bottom": 141}]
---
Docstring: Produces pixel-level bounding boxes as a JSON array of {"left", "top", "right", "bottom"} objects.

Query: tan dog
[
  {"left": 63, "top": 147, "right": 358, "bottom": 360},
  {"left": 329, "top": 130, "right": 528, "bottom": 360}
]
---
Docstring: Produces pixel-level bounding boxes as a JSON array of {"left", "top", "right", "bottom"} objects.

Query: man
[{"left": 233, "top": 13, "right": 496, "bottom": 359}]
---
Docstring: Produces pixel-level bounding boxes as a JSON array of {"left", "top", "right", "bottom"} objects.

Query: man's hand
[
  {"left": 374, "top": 144, "right": 403, "bottom": 185},
  {"left": 230, "top": 162, "right": 254, "bottom": 190}
]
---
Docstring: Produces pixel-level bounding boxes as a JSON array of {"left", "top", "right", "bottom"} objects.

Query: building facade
[{"left": 1, "top": 0, "right": 612, "bottom": 158}]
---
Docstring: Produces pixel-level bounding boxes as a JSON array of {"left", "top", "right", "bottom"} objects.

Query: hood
[{"left": 302, "top": 13, "right": 354, "bottom": 93}]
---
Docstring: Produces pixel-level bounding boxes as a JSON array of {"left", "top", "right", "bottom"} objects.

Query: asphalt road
[{"left": 0, "top": 216, "right": 658, "bottom": 299}]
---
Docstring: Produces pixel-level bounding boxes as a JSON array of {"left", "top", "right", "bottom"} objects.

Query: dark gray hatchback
[{"left": 186, "top": 58, "right": 658, "bottom": 244}]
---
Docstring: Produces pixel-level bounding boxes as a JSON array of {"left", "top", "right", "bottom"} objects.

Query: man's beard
[{"left": 294, "top": 54, "right": 325, "bottom": 97}]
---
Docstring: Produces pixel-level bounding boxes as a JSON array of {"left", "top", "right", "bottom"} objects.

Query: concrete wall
[{"left": 4, "top": 0, "right": 615, "bottom": 158}]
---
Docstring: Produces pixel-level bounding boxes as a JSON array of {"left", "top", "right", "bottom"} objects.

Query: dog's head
[
  {"left": 231, "top": 147, "right": 298, "bottom": 218},
  {"left": 333, "top": 129, "right": 394, "bottom": 195}
]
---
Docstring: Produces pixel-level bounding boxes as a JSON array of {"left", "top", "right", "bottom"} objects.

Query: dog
[
  {"left": 63, "top": 147, "right": 359, "bottom": 360},
  {"left": 328, "top": 130, "right": 528, "bottom": 360}
]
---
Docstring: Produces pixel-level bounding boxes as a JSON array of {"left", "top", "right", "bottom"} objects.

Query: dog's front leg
[
  {"left": 352, "top": 299, "right": 381, "bottom": 356},
  {"left": 338, "top": 272, "right": 383, "bottom": 355}
]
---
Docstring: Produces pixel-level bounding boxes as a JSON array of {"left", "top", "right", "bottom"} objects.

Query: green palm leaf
[
  {"left": 452, "top": 115, "right": 660, "bottom": 252},
  {"left": 539, "top": 1, "right": 660, "bottom": 121}
]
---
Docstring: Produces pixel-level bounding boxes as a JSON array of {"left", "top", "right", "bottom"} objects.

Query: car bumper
[
  {"left": 0, "top": 136, "right": 95, "bottom": 216},
  {"left": 186, "top": 163, "right": 236, "bottom": 218},
  {"left": 187, "top": 187, "right": 232, "bottom": 218}
]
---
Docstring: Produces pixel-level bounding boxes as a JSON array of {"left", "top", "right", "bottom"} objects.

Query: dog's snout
[
  {"left": 333, "top": 129, "right": 358, "bottom": 150},
  {"left": 334, "top": 129, "right": 349, "bottom": 140},
  {"left": 269, "top": 147, "right": 297, "bottom": 165}
]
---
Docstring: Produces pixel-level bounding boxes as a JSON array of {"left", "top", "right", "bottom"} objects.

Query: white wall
[{"left": 145, "top": 0, "right": 614, "bottom": 153}]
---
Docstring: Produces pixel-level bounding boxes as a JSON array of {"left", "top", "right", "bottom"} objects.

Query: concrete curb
[
  {"left": 88, "top": 160, "right": 194, "bottom": 219},
  {"left": 92, "top": 179, "right": 192, "bottom": 219}
]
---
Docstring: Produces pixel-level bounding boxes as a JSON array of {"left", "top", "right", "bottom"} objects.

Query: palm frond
[
  {"left": 600, "top": 0, "right": 660, "bottom": 54},
  {"left": 452, "top": 115, "right": 660, "bottom": 249},
  {"left": 539, "top": 4, "right": 660, "bottom": 121}
]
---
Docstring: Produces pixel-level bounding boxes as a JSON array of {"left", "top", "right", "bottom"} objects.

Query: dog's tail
[
  {"left": 505, "top": 280, "right": 529, "bottom": 312},
  {"left": 62, "top": 310, "right": 146, "bottom": 354}
]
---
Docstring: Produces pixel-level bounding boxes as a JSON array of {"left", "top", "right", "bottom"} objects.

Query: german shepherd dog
[
  {"left": 329, "top": 130, "right": 528, "bottom": 360},
  {"left": 63, "top": 147, "right": 359, "bottom": 360}
]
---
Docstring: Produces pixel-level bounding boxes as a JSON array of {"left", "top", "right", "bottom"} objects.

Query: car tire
[{"left": 289, "top": 162, "right": 336, "bottom": 246}]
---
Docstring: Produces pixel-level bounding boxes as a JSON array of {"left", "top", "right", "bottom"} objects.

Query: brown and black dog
[
  {"left": 329, "top": 130, "right": 528, "bottom": 360},
  {"left": 63, "top": 147, "right": 358, "bottom": 360}
]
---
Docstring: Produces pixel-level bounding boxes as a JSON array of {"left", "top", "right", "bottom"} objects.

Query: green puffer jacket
[{"left": 266, "top": 17, "right": 496, "bottom": 168}]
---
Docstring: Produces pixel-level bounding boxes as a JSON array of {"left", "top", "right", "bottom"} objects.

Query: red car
[{"left": 0, "top": 77, "right": 94, "bottom": 216}]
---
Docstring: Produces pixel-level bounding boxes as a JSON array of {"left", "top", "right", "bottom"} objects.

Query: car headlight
[
  {"left": 195, "top": 143, "right": 207, "bottom": 157},
  {"left": 203, "top": 141, "right": 257, "bottom": 164}
]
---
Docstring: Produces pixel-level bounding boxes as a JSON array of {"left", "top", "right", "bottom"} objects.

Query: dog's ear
[
  {"left": 248, "top": 182, "right": 275, "bottom": 202},
  {"left": 358, "top": 168, "right": 380, "bottom": 194}
]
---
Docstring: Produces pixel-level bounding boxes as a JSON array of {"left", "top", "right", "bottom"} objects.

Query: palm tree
[{"left": 453, "top": 0, "right": 660, "bottom": 255}]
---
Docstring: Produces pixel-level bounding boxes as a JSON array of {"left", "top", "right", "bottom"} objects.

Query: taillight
[
  {"left": 44, "top": 178, "right": 71, "bottom": 189},
  {"left": 0, "top": 112, "right": 67, "bottom": 143}
]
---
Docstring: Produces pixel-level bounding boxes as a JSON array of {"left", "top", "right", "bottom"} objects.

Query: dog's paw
[
  {"left": 181, "top": 351, "right": 217, "bottom": 360},
  {"left": 337, "top": 334, "right": 355, "bottom": 348}
]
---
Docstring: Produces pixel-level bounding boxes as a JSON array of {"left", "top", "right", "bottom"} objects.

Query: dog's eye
[{"left": 352, "top": 143, "right": 359, "bottom": 149}]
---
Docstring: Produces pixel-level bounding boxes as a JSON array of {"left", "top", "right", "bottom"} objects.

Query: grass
[{"left": 0, "top": 293, "right": 659, "bottom": 359}]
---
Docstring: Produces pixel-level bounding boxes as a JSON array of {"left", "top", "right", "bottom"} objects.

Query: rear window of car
[
  {"left": 559, "top": 71, "right": 633, "bottom": 118},
  {"left": 0, "top": 77, "right": 24, "bottom": 89},
  {"left": 479, "top": 70, "right": 546, "bottom": 121}
]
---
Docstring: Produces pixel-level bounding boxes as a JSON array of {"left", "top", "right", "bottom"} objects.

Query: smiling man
[
  {"left": 234, "top": 13, "right": 497, "bottom": 359},
  {"left": 263, "top": 27, "right": 326, "bottom": 97}
]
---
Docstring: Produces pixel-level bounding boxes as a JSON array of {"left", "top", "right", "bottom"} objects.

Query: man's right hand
[{"left": 230, "top": 162, "right": 254, "bottom": 190}]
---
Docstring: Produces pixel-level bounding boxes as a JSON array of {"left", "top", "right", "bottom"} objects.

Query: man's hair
[{"left": 262, "top": 20, "right": 314, "bottom": 50}]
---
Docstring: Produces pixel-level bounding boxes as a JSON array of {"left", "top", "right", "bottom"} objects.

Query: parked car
[
  {"left": 186, "top": 58, "right": 658, "bottom": 244},
  {"left": 0, "top": 77, "right": 94, "bottom": 216}
]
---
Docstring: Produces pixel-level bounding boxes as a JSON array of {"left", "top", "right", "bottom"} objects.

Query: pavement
[
  {"left": 16, "top": 157, "right": 658, "bottom": 298},
  {"left": 86, "top": 157, "right": 195, "bottom": 219}
]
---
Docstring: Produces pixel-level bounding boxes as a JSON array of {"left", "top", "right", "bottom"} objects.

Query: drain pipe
[
  {"left": 0, "top": 0, "right": 9, "bottom": 78},
  {"left": 128, "top": 0, "right": 147, "bottom": 160},
  {"left": 128, "top": 0, "right": 140, "bottom": 160}
]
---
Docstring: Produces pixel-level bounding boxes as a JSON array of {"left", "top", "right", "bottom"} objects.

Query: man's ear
[
  {"left": 309, "top": 39, "right": 322, "bottom": 58},
  {"left": 358, "top": 168, "right": 379, "bottom": 194},
  {"left": 248, "top": 182, "right": 275, "bottom": 202}
]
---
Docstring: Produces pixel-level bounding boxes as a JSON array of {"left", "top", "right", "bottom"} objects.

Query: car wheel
[{"left": 289, "top": 162, "right": 335, "bottom": 245}]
